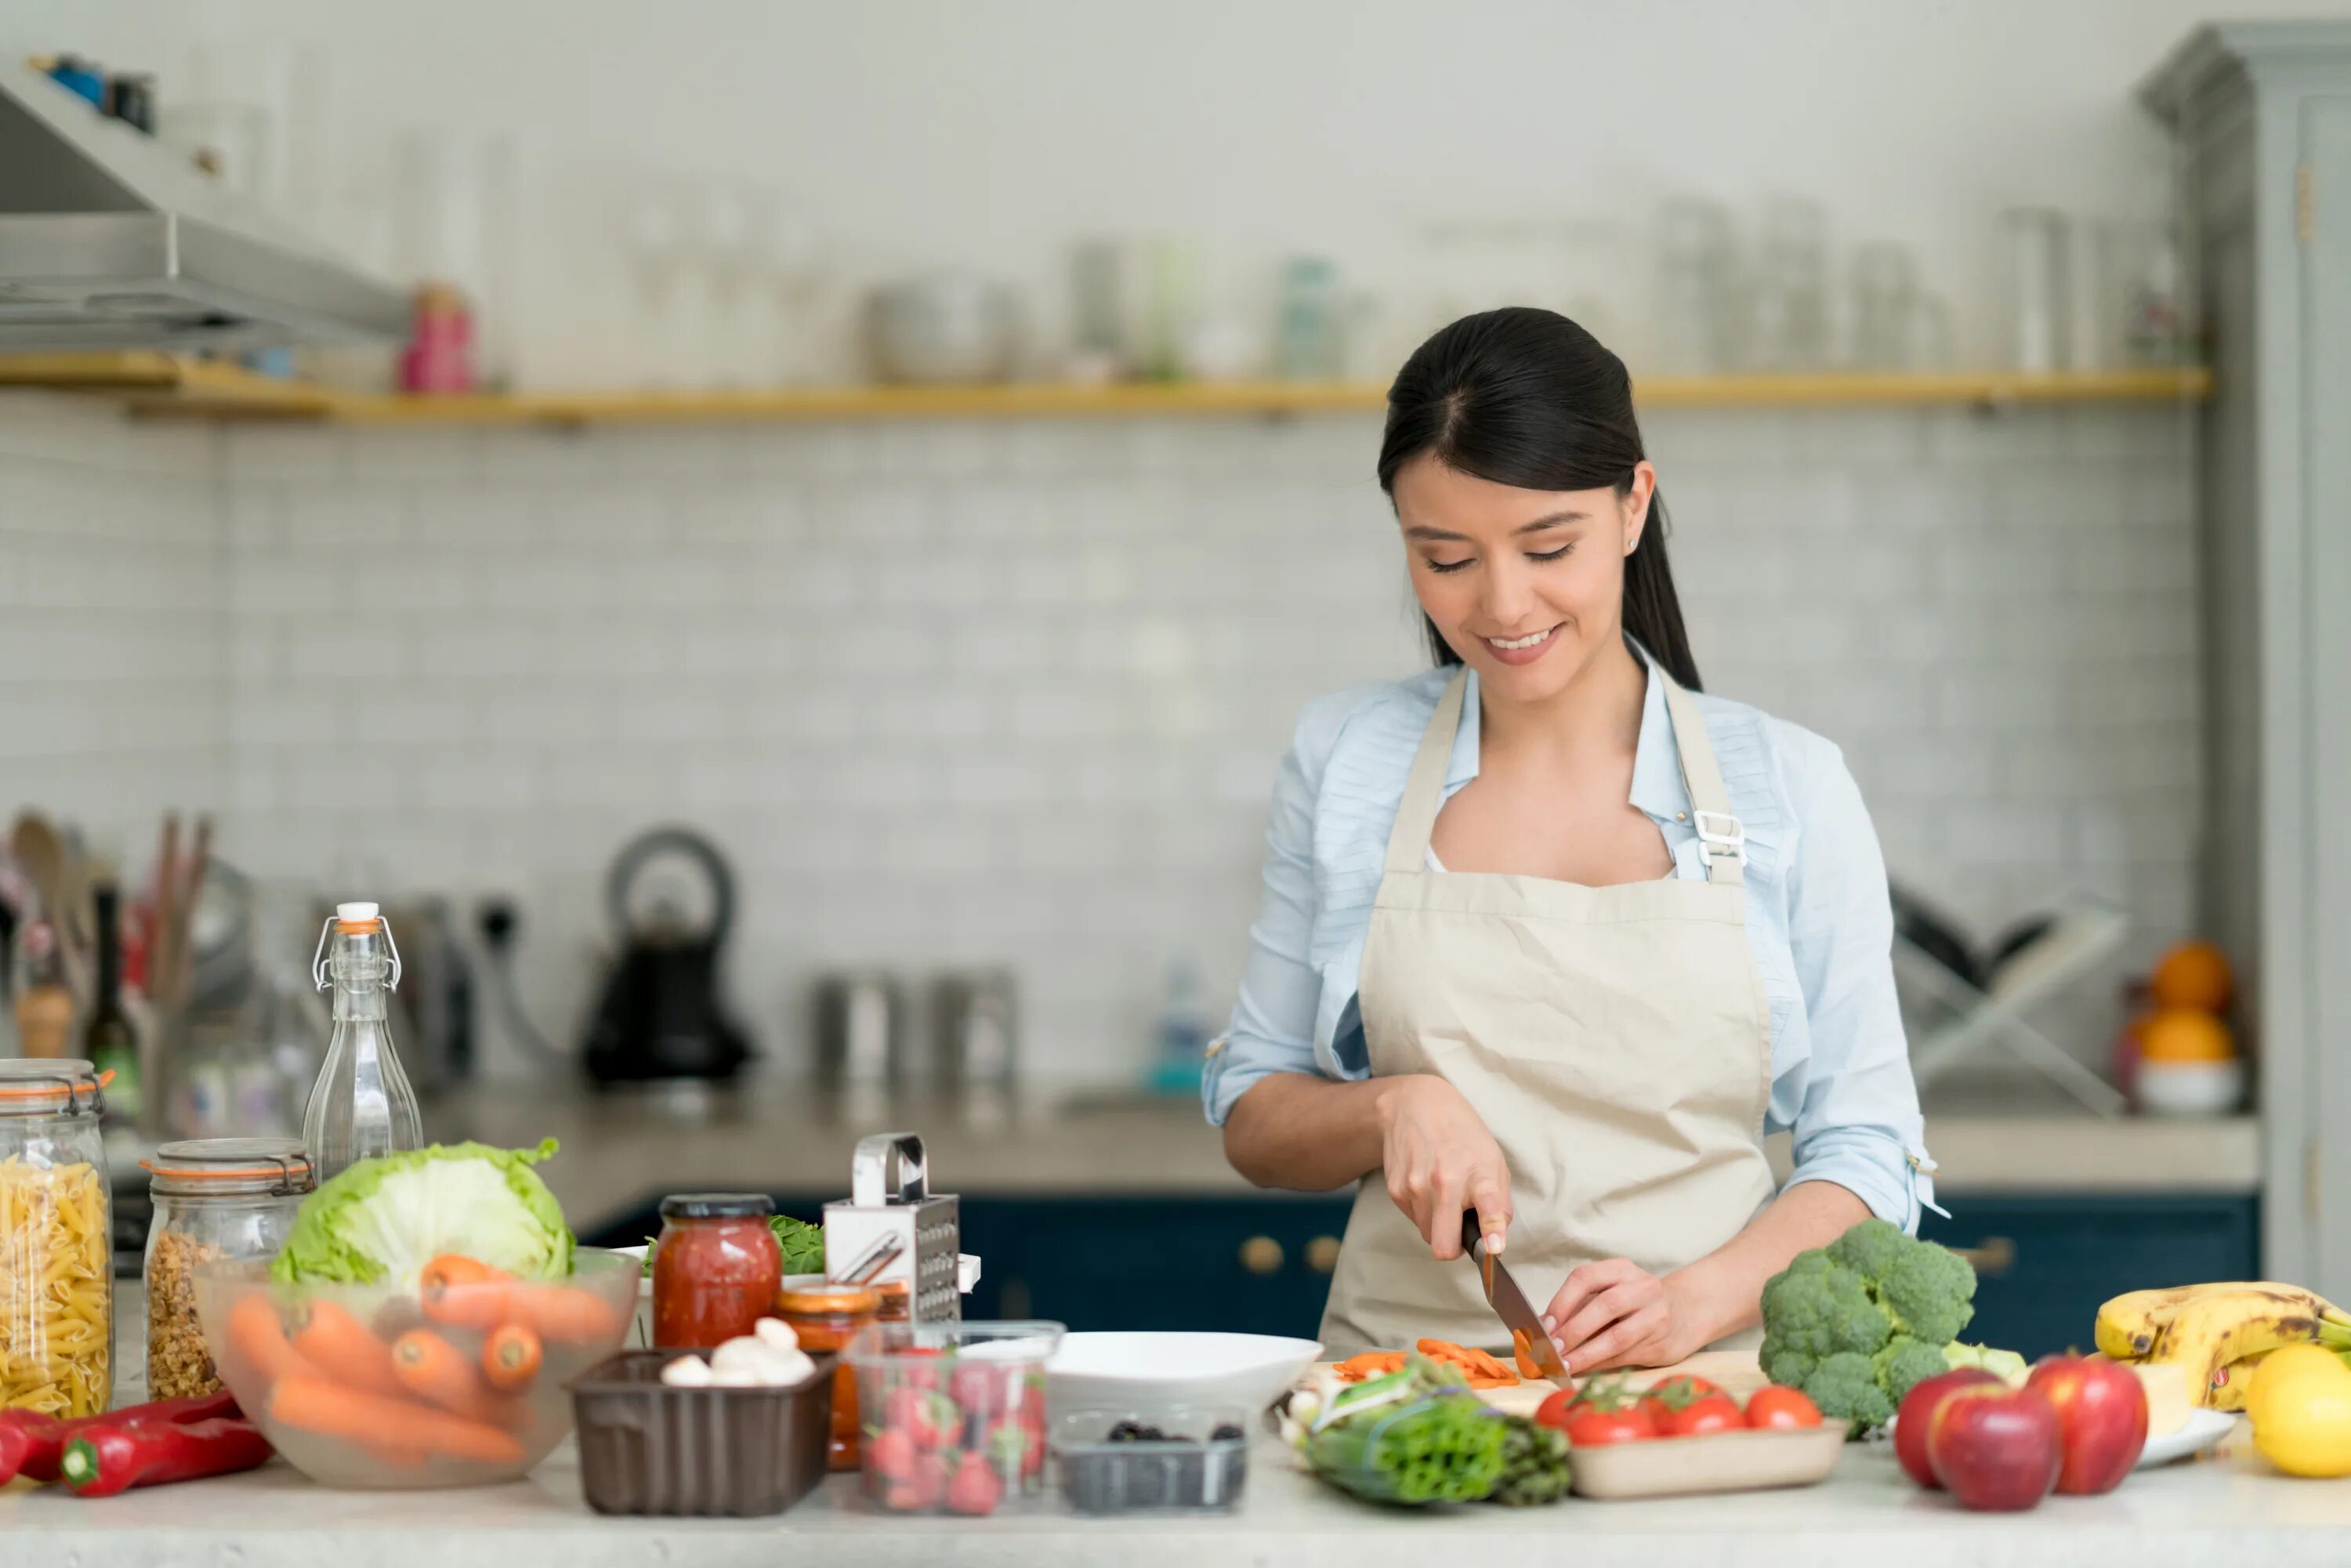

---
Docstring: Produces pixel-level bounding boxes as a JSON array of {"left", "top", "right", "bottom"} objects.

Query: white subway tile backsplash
[{"left": 0, "top": 397, "right": 2209, "bottom": 1081}]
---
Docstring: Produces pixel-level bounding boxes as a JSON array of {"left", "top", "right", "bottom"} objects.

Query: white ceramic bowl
[
  {"left": 1045, "top": 1331, "right": 1321, "bottom": 1415},
  {"left": 2135, "top": 1059, "right": 2244, "bottom": 1117}
]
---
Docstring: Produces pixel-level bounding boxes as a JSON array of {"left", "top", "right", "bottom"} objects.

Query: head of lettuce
[{"left": 271, "top": 1139, "right": 576, "bottom": 1287}]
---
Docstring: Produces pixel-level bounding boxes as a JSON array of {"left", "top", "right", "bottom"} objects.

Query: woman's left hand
[{"left": 1540, "top": 1258, "right": 1708, "bottom": 1374}]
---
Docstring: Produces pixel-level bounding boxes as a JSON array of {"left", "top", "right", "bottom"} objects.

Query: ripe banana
[
  {"left": 2205, "top": 1347, "right": 2272, "bottom": 1412},
  {"left": 2138, "top": 1290, "right": 2351, "bottom": 1407},
  {"left": 2094, "top": 1282, "right": 2351, "bottom": 1361}
]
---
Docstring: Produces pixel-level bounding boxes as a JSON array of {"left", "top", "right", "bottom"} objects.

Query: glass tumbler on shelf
[
  {"left": 0, "top": 1060, "right": 111, "bottom": 1417},
  {"left": 1849, "top": 244, "right": 1918, "bottom": 371},
  {"left": 301, "top": 902, "right": 421, "bottom": 1185},
  {"left": 1744, "top": 197, "right": 1829, "bottom": 372},
  {"left": 143, "top": 1138, "right": 313, "bottom": 1400},
  {"left": 1653, "top": 197, "right": 1738, "bottom": 375},
  {"left": 1999, "top": 208, "right": 2072, "bottom": 374}
]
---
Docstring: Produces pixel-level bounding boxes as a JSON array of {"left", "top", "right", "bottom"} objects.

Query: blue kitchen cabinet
[
  {"left": 1922, "top": 1193, "right": 2260, "bottom": 1361},
  {"left": 585, "top": 1190, "right": 2259, "bottom": 1354}
]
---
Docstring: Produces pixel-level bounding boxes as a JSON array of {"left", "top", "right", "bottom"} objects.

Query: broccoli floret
[
  {"left": 1759, "top": 1251, "right": 1891, "bottom": 1359},
  {"left": 1760, "top": 1336, "right": 1819, "bottom": 1390},
  {"left": 1871, "top": 1335, "right": 1950, "bottom": 1403},
  {"left": 1875, "top": 1238, "right": 1977, "bottom": 1346},
  {"left": 1804, "top": 1350, "right": 1896, "bottom": 1437},
  {"left": 1827, "top": 1216, "right": 1909, "bottom": 1279}
]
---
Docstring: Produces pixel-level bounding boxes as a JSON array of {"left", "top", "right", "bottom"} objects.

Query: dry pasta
[{"left": 0, "top": 1155, "right": 110, "bottom": 1416}]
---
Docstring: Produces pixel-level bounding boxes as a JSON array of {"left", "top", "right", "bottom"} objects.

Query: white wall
[
  {"left": 10, "top": 0, "right": 2348, "bottom": 384},
  {"left": 0, "top": 393, "right": 226, "bottom": 858}
]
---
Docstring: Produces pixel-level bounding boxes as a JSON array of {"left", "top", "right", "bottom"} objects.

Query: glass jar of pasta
[
  {"left": 141, "top": 1139, "right": 313, "bottom": 1400},
  {"left": 0, "top": 1060, "right": 112, "bottom": 1417}
]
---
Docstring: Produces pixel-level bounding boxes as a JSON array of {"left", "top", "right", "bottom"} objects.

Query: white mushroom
[
  {"left": 752, "top": 1317, "right": 800, "bottom": 1353},
  {"left": 660, "top": 1355, "right": 715, "bottom": 1388}
]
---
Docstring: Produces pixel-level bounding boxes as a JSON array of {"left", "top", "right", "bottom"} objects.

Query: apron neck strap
[
  {"left": 1383, "top": 661, "right": 1748, "bottom": 888},
  {"left": 1655, "top": 668, "right": 1745, "bottom": 887},
  {"left": 1382, "top": 672, "right": 1468, "bottom": 874}
]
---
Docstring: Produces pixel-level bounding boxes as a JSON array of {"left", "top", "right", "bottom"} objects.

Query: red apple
[
  {"left": 2025, "top": 1353, "right": 2149, "bottom": 1495},
  {"left": 1895, "top": 1367, "right": 2004, "bottom": 1488},
  {"left": 1925, "top": 1383, "right": 2063, "bottom": 1512}
]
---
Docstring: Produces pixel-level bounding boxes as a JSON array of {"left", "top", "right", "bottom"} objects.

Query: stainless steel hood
[{"left": 0, "top": 61, "right": 408, "bottom": 351}]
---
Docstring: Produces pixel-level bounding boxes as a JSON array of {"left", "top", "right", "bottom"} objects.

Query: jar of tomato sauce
[
  {"left": 651, "top": 1193, "right": 781, "bottom": 1349},
  {"left": 777, "top": 1282, "right": 880, "bottom": 1471}
]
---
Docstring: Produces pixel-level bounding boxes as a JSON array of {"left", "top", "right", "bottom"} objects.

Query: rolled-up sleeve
[
  {"left": 1204, "top": 705, "right": 1339, "bottom": 1126},
  {"left": 1779, "top": 740, "right": 1936, "bottom": 1231}
]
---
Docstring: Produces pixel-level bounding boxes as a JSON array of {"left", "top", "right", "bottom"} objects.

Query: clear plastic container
[
  {"left": 844, "top": 1319, "right": 1064, "bottom": 1515},
  {"left": 142, "top": 1137, "right": 314, "bottom": 1400},
  {"left": 1054, "top": 1406, "right": 1251, "bottom": 1515},
  {"left": 0, "top": 1060, "right": 111, "bottom": 1416}
]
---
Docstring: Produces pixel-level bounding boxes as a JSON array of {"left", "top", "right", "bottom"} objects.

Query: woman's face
[{"left": 1391, "top": 453, "right": 1655, "bottom": 704}]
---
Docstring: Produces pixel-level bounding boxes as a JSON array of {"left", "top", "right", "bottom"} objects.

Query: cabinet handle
[
  {"left": 1305, "top": 1236, "right": 1341, "bottom": 1275},
  {"left": 1239, "top": 1236, "right": 1284, "bottom": 1275},
  {"left": 1951, "top": 1237, "right": 2016, "bottom": 1278}
]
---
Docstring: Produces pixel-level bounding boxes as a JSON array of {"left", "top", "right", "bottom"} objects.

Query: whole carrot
[
  {"left": 418, "top": 1255, "right": 517, "bottom": 1331},
  {"left": 390, "top": 1330, "right": 518, "bottom": 1428},
  {"left": 292, "top": 1301, "right": 406, "bottom": 1399},
  {"left": 267, "top": 1374, "right": 525, "bottom": 1465},
  {"left": 480, "top": 1324, "right": 543, "bottom": 1392},
  {"left": 427, "top": 1279, "right": 617, "bottom": 1343},
  {"left": 228, "top": 1296, "right": 321, "bottom": 1388}
]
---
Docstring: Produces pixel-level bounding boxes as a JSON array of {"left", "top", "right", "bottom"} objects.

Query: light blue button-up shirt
[{"left": 1204, "top": 659, "right": 1936, "bottom": 1232}]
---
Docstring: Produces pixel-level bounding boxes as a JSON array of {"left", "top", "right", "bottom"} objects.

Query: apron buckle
[{"left": 1693, "top": 810, "right": 1748, "bottom": 867}]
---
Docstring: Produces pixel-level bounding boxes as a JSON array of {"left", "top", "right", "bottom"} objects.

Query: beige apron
[{"left": 1318, "top": 664, "right": 1778, "bottom": 1359}]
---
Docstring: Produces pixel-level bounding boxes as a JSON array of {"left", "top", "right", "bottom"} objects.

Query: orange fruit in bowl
[
  {"left": 2138, "top": 1007, "right": 2236, "bottom": 1063},
  {"left": 2150, "top": 940, "right": 2233, "bottom": 1012}
]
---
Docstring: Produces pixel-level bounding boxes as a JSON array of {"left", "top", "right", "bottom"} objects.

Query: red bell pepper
[
  {"left": 58, "top": 1416, "right": 273, "bottom": 1497},
  {"left": 0, "top": 1389, "right": 242, "bottom": 1485}
]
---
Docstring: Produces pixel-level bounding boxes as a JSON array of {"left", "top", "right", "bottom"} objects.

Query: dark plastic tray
[{"left": 571, "top": 1349, "right": 835, "bottom": 1516}]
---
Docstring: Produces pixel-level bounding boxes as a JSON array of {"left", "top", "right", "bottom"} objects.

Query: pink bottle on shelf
[{"left": 397, "top": 282, "right": 478, "bottom": 394}]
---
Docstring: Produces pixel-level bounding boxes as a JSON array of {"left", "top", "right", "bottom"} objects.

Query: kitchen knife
[{"left": 1462, "top": 1210, "right": 1570, "bottom": 1382}]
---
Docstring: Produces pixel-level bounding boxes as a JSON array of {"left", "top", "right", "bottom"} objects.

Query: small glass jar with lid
[
  {"left": 142, "top": 1137, "right": 314, "bottom": 1400},
  {"left": 775, "top": 1282, "right": 882, "bottom": 1472},
  {"left": 0, "top": 1059, "right": 112, "bottom": 1416}
]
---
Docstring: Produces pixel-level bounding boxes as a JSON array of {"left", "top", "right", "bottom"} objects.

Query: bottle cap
[{"left": 336, "top": 901, "right": 380, "bottom": 922}]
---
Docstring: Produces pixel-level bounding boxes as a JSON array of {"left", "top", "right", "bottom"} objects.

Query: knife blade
[{"left": 1461, "top": 1210, "right": 1570, "bottom": 1382}]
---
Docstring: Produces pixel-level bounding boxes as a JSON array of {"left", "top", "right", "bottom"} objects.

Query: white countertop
[
  {"left": 2, "top": 1425, "right": 2342, "bottom": 1566},
  {"left": 414, "top": 1086, "right": 2262, "bottom": 1230}
]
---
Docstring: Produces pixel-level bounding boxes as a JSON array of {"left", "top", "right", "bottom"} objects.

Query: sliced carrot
[
  {"left": 228, "top": 1295, "right": 321, "bottom": 1386},
  {"left": 268, "top": 1374, "right": 526, "bottom": 1465},
  {"left": 392, "top": 1330, "right": 523, "bottom": 1428},
  {"left": 292, "top": 1300, "right": 407, "bottom": 1399},
  {"left": 1332, "top": 1350, "right": 1407, "bottom": 1382},
  {"left": 1511, "top": 1330, "right": 1543, "bottom": 1382},
  {"left": 480, "top": 1324, "right": 543, "bottom": 1392}
]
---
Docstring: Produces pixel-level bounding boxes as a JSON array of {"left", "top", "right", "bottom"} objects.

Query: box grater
[{"left": 821, "top": 1132, "right": 962, "bottom": 1323}]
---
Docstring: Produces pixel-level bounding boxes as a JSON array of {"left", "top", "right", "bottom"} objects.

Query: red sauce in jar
[{"left": 651, "top": 1193, "right": 782, "bottom": 1349}]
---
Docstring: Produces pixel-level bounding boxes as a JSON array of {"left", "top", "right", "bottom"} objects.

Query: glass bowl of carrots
[{"left": 192, "top": 1248, "right": 637, "bottom": 1488}]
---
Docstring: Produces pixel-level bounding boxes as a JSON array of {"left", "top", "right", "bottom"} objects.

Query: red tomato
[
  {"left": 1744, "top": 1386, "right": 1824, "bottom": 1431},
  {"left": 1537, "top": 1376, "right": 1658, "bottom": 1444},
  {"left": 1565, "top": 1406, "right": 1659, "bottom": 1445},
  {"left": 1636, "top": 1374, "right": 1727, "bottom": 1425},
  {"left": 1656, "top": 1395, "right": 1744, "bottom": 1436}
]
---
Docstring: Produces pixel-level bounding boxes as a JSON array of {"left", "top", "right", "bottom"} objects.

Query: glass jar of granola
[{"left": 142, "top": 1139, "right": 313, "bottom": 1399}]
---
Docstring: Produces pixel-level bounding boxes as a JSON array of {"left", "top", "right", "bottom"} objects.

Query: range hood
[{"left": 0, "top": 61, "right": 408, "bottom": 351}]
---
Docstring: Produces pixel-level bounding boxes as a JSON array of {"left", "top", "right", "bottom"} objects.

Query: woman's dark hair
[{"left": 1376, "top": 306, "right": 1700, "bottom": 690}]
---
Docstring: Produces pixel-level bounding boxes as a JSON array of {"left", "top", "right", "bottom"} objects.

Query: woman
[{"left": 1204, "top": 308, "right": 1935, "bottom": 1372}]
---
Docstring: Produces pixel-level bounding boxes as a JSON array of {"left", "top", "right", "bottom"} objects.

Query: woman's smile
[{"left": 1480, "top": 624, "right": 1563, "bottom": 663}]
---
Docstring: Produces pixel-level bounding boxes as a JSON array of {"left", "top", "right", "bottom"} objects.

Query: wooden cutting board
[{"left": 1306, "top": 1349, "right": 1766, "bottom": 1419}]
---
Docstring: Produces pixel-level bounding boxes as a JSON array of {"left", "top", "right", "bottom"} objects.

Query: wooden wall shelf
[{"left": 0, "top": 353, "right": 2213, "bottom": 429}]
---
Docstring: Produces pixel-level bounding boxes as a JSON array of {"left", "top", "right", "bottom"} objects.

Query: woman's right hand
[{"left": 1374, "top": 1075, "right": 1512, "bottom": 1261}]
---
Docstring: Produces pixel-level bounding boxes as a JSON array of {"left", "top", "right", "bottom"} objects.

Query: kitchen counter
[
  {"left": 2, "top": 1427, "right": 2343, "bottom": 1567},
  {"left": 417, "top": 1085, "right": 2262, "bottom": 1233}
]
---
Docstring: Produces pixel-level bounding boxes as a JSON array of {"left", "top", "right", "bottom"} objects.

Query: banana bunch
[{"left": 2096, "top": 1282, "right": 2351, "bottom": 1410}]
